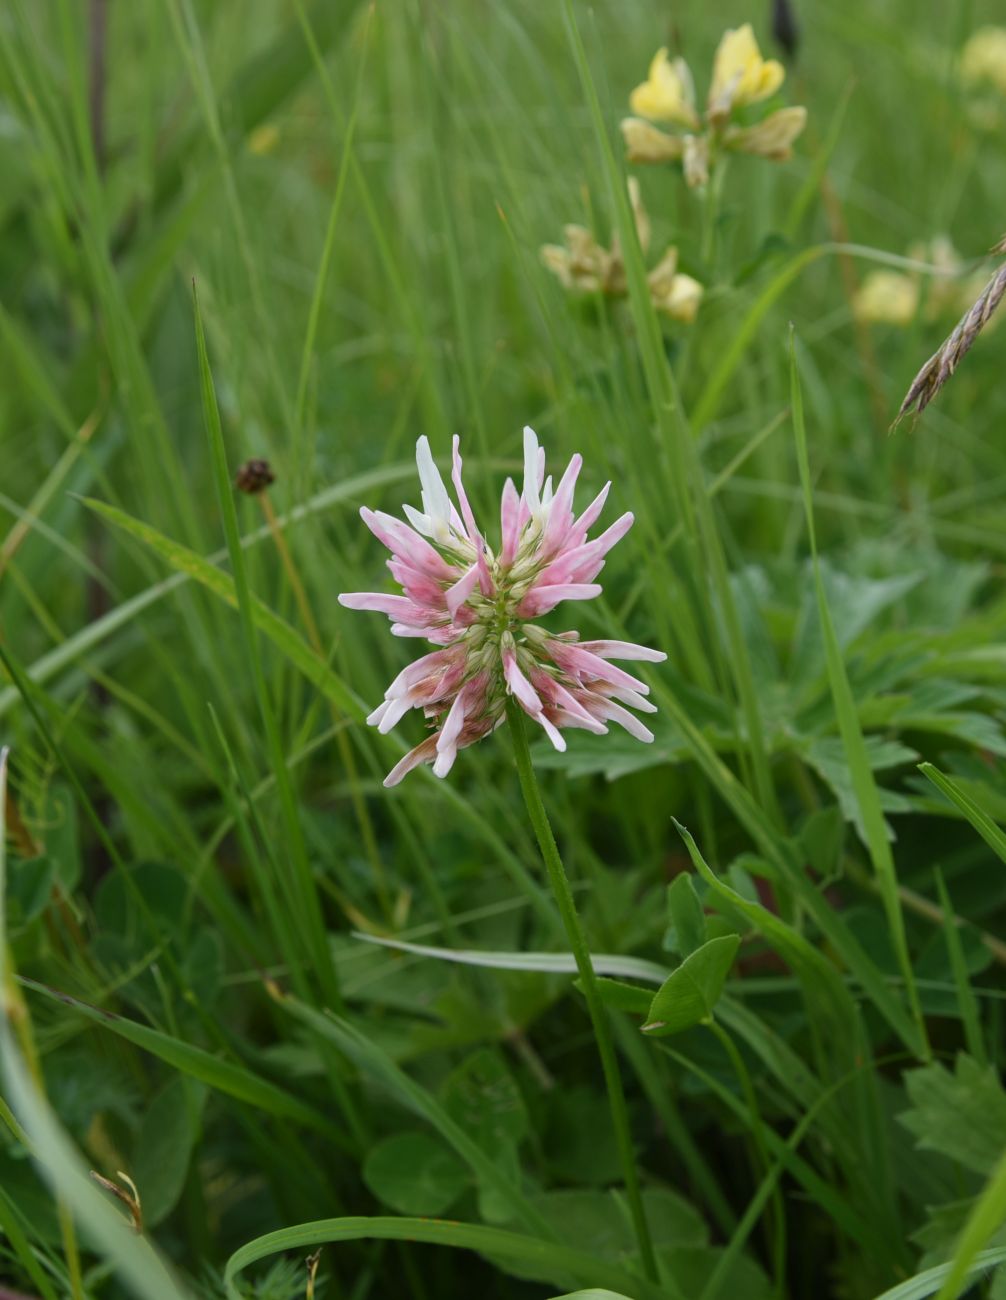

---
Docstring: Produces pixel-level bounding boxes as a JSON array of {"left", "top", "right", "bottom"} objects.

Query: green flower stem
[{"left": 505, "top": 698, "right": 659, "bottom": 1285}]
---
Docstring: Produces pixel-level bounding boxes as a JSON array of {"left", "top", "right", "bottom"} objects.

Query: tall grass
[{"left": 2, "top": 2, "right": 1006, "bottom": 1298}]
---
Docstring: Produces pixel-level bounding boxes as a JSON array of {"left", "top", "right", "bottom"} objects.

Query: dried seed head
[
  {"left": 234, "top": 458, "right": 276, "bottom": 495},
  {"left": 895, "top": 249, "right": 1006, "bottom": 424}
]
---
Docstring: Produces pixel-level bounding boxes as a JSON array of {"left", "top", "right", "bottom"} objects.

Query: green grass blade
[
  {"left": 224, "top": 1216, "right": 671, "bottom": 1300},
  {"left": 920, "top": 762, "right": 1006, "bottom": 865},
  {"left": 19, "top": 977, "right": 348, "bottom": 1147},
  {"left": 1, "top": 754, "right": 192, "bottom": 1300},
  {"left": 193, "top": 284, "right": 342, "bottom": 1008},
  {"left": 934, "top": 869, "right": 986, "bottom": 1065},
  {"left": 790, "top": 331, "right": 927, "bottom": 1060},
  {"left": 874, "top": 1248, "right": 1006, "bottom": 1300}
]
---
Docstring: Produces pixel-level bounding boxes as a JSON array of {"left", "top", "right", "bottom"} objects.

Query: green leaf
[
  {"left": 666, "top": 874, "right": 706, "bottom": 958},
  {"left": 642, "top": 936, "right": 740, "bottom": 1037},
  {"left": 363, "top": 1132, "right": 469, "bottom": 1216},
  {"left": 441, "top": 1047, "right": 529, "bottom": 1153},
  {"left": 7, "top": 855, "right": 56, "bottom": 927},
  {"left": 133, "top": 1079, "right": 206, "bottom": 1227},
  {"left": 589, "top": 977, "right": 653, "bottom": 1015},
  {"left": 277, "top": 996, "right": 552, "bottom": 1239},
  {"left": 900, "top": 1054, "right": 1006, "bottom": 1177}
]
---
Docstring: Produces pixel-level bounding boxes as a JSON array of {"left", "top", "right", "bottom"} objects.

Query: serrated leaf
[
  {"left": 900, "top": 1054, "right": 1006, "bottom": 1176},
  {"left": 642, "top": 935, "right": 740, "bottom": 1036}
]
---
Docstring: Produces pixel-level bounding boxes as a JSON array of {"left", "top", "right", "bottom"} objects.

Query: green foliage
[
  {"left": 3, "top": 0, "right": 1006, "bottom": 1297},
  {"left": 900, "top": 1054, "right": 1006, "bottom": 1177},
  {"left": 643, "top": 937, "right": 741, "bottom": 1037}
]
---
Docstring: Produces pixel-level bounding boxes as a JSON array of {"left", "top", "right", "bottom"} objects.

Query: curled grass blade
[
  {"left": 223, "top": 1216, "right": 670, "bottom": 1300},
  {"left": 352, "top": 932, "right": 670, "bottom": 984}
]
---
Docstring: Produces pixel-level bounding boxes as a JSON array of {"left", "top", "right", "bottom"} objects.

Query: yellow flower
[
  {"left": 540, "top": 226, "right": 612, "bottom": 293},
  {"left": 648, "top": 250, "right": 704, "bottom": 322},
  {"left": 853, "top": 271, "right": 919, "bottom": 326},
  {"left": 724, "top": 106, "right": 807, "bottom": 160},
  {"left": 541, "top": 183, "right": 703, "bottom": 324},
  {"left": 620, "top": 117, "right": 685, "bottom": 163},
  {"left": 629, "top": 48, "right": 699, "bottom": 127},
  {"left": 708, "top": 23, "right": 785, "bottom": 119},
  {"left": 960, "top": 27, "right": 1006, "bottom": 96}
]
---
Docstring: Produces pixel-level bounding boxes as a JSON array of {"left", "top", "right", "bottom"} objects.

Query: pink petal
[
  {"left": 433, "top": 692, "right": 467, "bottom": 777},
  {"left": 446, "top": 564, "right": 480, "bottom": 616},
  {"left": 548, "top": 642, "right": 650, "bottom": 695},
  {"left": 536, "top": 713, "right": 567, "bottom": 752},
  {"left": 567, "top": 482, "right": 610, "bottom": 549},
  {"left": 540, "top": 453, "right": 582, "bottom": 558},
  {"left": 384, "top": 737, "right": 438, "bottom": 787},
  {"left": 586, "top": 695, "right": 655, "bottom": 743},
  {"left": 516, "top": 583, "right": 602, "bottom": 617},
  {"left": 338, "top": 592, "right": 417, "bottom": 618},
  {"left": 360, "top": 508, "right": 454, "bottom": 579},
  {"left": 500, "top": 477, "right": 521, "bottom": 566},
  {"left": 503, "top": 648, "right": 542, "bottom": 715},
  {"left": 451, "top": 437, "right": 493, "bottom": 596},
  {"left": 450, "top": 436, "right": 480, "bottom": 544},
  {"left": 577, "top": 640, "right": 667, "bottom": 662}
]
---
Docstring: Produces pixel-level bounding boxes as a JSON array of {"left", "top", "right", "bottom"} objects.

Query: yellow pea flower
[
  {"left": 629, "top": 48, "right": 700, "bottom": 127},
  {"left": 724, "top": 105, "right": 807, "bottom": 160},
  {"left": 708, "top": 23, "right": 785, "bottom": 119},
  {"left": 960, "top": 27, "right": 1006, "bottom": 96},
  {"left": 620, "top": 117, "right": 685, "bottom": 163},
  {"left": 852, "top": 271, "right": 919, "bottom": 326}
]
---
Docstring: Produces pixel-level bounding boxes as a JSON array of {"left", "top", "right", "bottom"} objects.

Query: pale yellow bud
[
  {"left": 655, "top": 270, "right": 701, "bottom": 323},
  {"left": 620, "top": 117, "right": 684, "bottom": 164}
]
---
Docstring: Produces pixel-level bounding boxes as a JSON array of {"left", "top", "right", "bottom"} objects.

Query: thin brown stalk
[{"left": 895, "top": 238, "right": 1006, "bottom": 423}]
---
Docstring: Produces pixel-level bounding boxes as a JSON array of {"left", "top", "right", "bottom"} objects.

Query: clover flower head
[
  {"left": 621, "top": 22, "right": 805, "bottom": 187},
  {"left": 339, "top": 430, "right": 666, "bottom": 786}
]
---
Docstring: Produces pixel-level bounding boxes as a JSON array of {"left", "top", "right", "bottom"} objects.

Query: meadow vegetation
[{"left": 3, "top": 2, "right": 1006, "bottom": 1298}]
